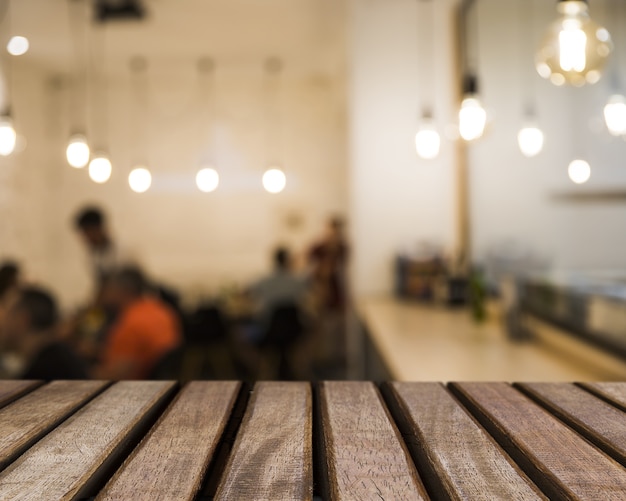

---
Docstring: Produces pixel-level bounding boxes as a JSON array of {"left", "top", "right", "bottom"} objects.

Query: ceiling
[{"left": 6, "top": 0, "right": 347, "bottom": 77}]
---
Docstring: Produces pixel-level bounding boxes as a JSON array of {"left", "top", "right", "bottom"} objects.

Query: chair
[{"left": 260, "top": 303, "right": 305, "bottom": 380}]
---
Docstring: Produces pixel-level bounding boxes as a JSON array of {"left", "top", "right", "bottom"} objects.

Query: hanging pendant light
[
  {"left": 0, "top": 114, "right": 17, "bottom": 156},
  {"left": 88, "top": 152, "right": 112, "bottom": 184},
  {"left": 536, "top": 0, "right": 612, "bottom": 87},
  {"left": 262, "top": 167, "right": 286, "bottom": 194},
  {"left": 603, "top": 94, "right": 626, "bottom": 136},
  {"left": 195, "top": 58, "right": 220, "bottom": 193},
  {"left": 262, "top": 58, "right": 287, "bottom": 193},
  {"left": 517, "top": 125, "right": 545, "bottom": 157},
  {"left": 568, "top": 158, "right": 591, "bottom": 184},
  {"left": 459, "top": 75, "right": 486, "bottom": 141},
  {"left": 65, "top": 1, "right": 91, "bottom": 169},
  {"left": 196, "top": 166, "right": 219, "bottom": 192},
  {"left": 415, "top": 110, "right": 441, "bottom": 159},
  {"left": 6, "top": 36, "right": 29, "bottom": 56},
  {"left": 66, "top": 133, "right": 90, "bottom": 168},
  {"left": 128, "top": 166, "right": 151, "bottom": 193}
]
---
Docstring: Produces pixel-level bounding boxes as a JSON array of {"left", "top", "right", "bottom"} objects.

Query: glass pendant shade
[
  {"left": 0, "top": 117, "right": 17, "bottom": 156},
  {"left": 517, "top": 126, "right": 545, "bottom": 157},
  {"left": 603, "top": 95, "right": 626, "bottom": 136},
  {"left": 66, "top": 134, "right": 90, "bottom": 168},
  {"left": 128, "top": 166, "right": 151, "bottom": 193},
  {"left": 459, "top": 96, "right": 487, "bottom": 141},
  {"left": 196, "top": 167, "right": 219, "bottom": 193},
  {"left": 415, "top": 119, "right": 441, "bottom": 159},
  {"left": 88, "top": 153, "right": 112, "bottom": 184},
  {"left": 568, "top": 159, "right": 591, "bottom": 184},
  {"left": 262, "top": 167, "right": 286, "bottom": 194},
  {"left": 536, "top": 0, "right": 612, "bottom": 87}
]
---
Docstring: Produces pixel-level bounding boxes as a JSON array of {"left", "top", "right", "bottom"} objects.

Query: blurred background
[{"left": 1, "top": 0, "right": 626, "bottom": 382}]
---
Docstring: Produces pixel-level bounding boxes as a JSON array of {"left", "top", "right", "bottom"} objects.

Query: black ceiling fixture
[{"left": 94, "top": 0, "right": 146, "bottom": 23}]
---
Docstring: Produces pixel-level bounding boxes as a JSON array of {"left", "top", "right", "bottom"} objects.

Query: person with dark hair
[
  {"left": 73, "top": 205, "right": 136, "bottom": 283},
  {"left": 0, "top": 261, "right": 20, "bottom": 302},
  {"left": 249, "top": 247, "right": 310, "bottom": 335},
  {"left": 308, "top": 216, "right": 349, "bottom": 374},
  {"left": 95, "top": 266, "right": 182, "bottom": 380},
  {"left": 1, "top": 287, "right": 88, "bottom": 380}
]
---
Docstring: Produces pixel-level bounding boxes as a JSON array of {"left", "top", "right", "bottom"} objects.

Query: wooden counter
[{"left": 1, "top": 379, "right": 626, "bottom": 499}]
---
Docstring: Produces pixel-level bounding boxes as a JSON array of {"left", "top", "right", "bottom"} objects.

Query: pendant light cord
[
  {"left": 196, "top": 57, "right": 215, "bottom": 166},
  {"left": 68, "top": 0, "right": 88, "bottom": 133},
  {"left": 130, "top": 56, "right": 148, "bottom": 167},
  {"left": 89, "top": 22, "right": 108, "bottom": 150},
  {"left": 264, "top": 57, "right": 282, "bottom": 167},
  {"left": 417, "top": 0, "right": 436, "bottom": 118}
]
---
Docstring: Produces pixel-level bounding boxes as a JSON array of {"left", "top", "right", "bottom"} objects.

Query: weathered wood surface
[
  {"left": 0, "top": 380, "right": 108, "bottom": 471},
  {"left": 1, "top": 380, "right": 626, "bottom": 499},
  {"left": 518, "top": 382, "right": 626, "bottom": 467},
  {"left": 319, "top": 381, "right": 428, "bottom": 501},
  {"left": 579, "top": 382, "right": 626, "bottom": 412},
  {"left": 386, "top": 382, "right": 545, "bottom": 500},
  {"left": 0, "top": 380, "right": 41, "bottom": 409},
  {"left": 450, "top": 382, "right": 626, "bottom": 500},
  {"left": 0, "top": 380, "right": 175, "bottom": 501},
  {"left": 98, "top": 381, "right": 240, "bottom": 501},
  {"left": 214, "top": 382, "right": 312, "bottom": 501}
]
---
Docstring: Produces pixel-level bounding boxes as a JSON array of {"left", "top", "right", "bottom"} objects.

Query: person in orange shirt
[{"left": 95, "top": 267, "right": 182, "bottom": 380}]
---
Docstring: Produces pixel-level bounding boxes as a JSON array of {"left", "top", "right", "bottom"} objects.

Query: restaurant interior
[{"left": 1, "top": 0, "right": 626, "bottom": 383}]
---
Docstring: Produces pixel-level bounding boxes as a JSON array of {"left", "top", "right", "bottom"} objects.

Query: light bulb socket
[
  {"left": 462, "top": 75, "right": 479, "bottom": 95},
  {"left": 420, "top": 108, "right": 433, "bottom": 120}
]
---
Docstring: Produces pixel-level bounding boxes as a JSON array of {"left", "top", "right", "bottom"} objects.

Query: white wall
[
  {"left": 348, "top": 0, "right": 459, "bottom": 296},
  {"left": 469, "top": 0, "right": 626, "bottom": 270},
  {"left": 0, "top": 60, "right": 347, "bottom": 310}
]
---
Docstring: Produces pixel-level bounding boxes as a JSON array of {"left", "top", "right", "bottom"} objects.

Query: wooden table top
[{"left": 0, "top": 380, "right": 626, "bottom": 500}]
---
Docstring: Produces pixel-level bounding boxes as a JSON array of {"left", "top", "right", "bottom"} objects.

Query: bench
[{"left": 0, "top": 380, "right": 625, "bottom": 499}]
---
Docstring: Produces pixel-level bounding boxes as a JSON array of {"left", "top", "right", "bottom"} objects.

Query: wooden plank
[
  {"left": 518, "top": 383, "right": 626, "bottom": 468},
  {"left": 98, "top": 381, "right": 240, "bottom": 501},
  {"left": 0, "top": 380, "right": 42, "bottom": 409},
  {"left": 579, "top": 382, "right": 626, "bottom": 412},
  {"left": 319, "top": 381, "right": 427, "bottom": 501},
  {"left": 450, "top": 382, "right": 626, "bottom": 500},
  {"left": 385, "top": 382, "right": 545, "bottom": 500},
  {"left": 215, "top": 382, "right": 312, "bottom": 501},
  {"left": 0, "top": 380, "right": 108, "bottom": 471},
  {"left": 0, "top": 380, "right": 175, "bottom": 501}
]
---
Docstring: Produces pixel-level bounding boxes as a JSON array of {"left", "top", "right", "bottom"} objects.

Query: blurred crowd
[{"left": 0, "top": 207, "right": 349, "bottom": 381}]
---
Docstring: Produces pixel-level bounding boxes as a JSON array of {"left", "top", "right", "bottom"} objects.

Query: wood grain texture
[
  {"left": 319, "top": 381, "right": 427, "bottom": 501},
  {"left": 0, "top": 380, "right": 175, "bottom": 501},
  {"left": 518, "top": 383, "right": 626, "bottom": 468},
  {"left": 98, "top": 381, "right": 240, "bottom": 501},
  {"left": 0, "top": 380, "right": 42, "bottom": 409},
  {"left": 215, "top": 382, "right": 312, "bottom": 501},
  {"left": 450, "top": 382, "right": 626, "bottom": 500},
  {"left": 386, "top": 382, "right": 545, "bottom": 500},
  {"left": 579, "top": 383, "right": 626, "bottom": 412},
  {"left": 0, "top": 380, "right": 108, "bottom": 471}
]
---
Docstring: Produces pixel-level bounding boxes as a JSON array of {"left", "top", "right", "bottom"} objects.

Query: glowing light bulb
[
  {"left": 88, "top": 154, "right": 112, "bottom": 184},
  {"left": 262, "top": 168, "right": 286, "bottom": 193},
  {"left": 603, "top": 95, "right": 626, "bottom": 136},
  {"left": 65, "top": 134, "right": 90, "bottom": 168},
  {"left": 196, "top": 167, "right": 219, "bottom": 192},
  {"left": 568, "top": 159, "right": 591, "bottom": 184},
  {"left": 415, "top": 122, "right": 441, "bottom": 160},
  {"left": 459, "top": 96, "right": 486, "bottom": 141},
  {"left": 536, "top": 1, "right": 612, "bottom": 87},
  {"left": 517, "top": 126, "right": 545, "bottom": 157},
  {"left": 7, "top": 36, "right": 29, "bottom": 56},
  {"left": 129, "top": 166, "right": 151, "bottom": 193},
  {"left": 0, "top": 117, "right": 17, "bottom": 156}
]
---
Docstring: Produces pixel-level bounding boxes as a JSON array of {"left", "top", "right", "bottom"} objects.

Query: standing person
[
  {"left": 94, "top": 267, "right": 182, "bottom": 380},
  {"left": 1, "top": 286, "right": 88, "bottom": 380},
  {"left": 308, "top": 217, "right": 349, "bottom": 374},
  {"left": 73, "top": 206, "right": 136, "bottom": 284}
]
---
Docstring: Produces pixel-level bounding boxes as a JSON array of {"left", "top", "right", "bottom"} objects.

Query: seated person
[
  {"left": 94, "top": 267, "right": 182, "bottom": 380},
  {"left": 2, "top": 286, "right": 88, "bottom": 380},
  {"left": 248, "top": 247, "right": 310, "bottom": 339}
]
